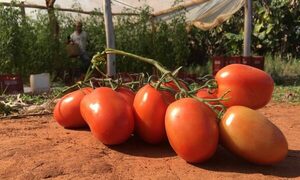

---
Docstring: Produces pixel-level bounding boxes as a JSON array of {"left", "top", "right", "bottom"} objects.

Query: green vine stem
[
  {"left": 104, "top": 48, "right": 188, "bottom": 94},
  {"left": 105, "top": 48, "right": 170, "bottom": 75},
  {"left": 93, "top": 48, "right": 229, "bottom": 118}
]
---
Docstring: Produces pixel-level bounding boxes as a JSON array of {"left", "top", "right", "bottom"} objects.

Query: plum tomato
[
  {"left": 163, "top": 80, "right": 189, "bottom": 92},
  {"left": 80, "top": 87, "right": 134, "bottom": 145},
  {"left": 196, "top": 88, "right": 218, "bottom": 104},
  {"left": 215, "top": 64, "right": 274, "bottom": 109},
  {"left": 219, "top": 106, "right": 288, "bottom": 165},
  {"left": 133, "top": 84, "right": 174, "bottom": 144},
  {"left": 165, "top": 98, "right": 219, "bottom": 163},
  {"left": 53, "top": 87, "right": 93, "bottom": 129},
  {"left": 115, "top": 87, "right": 135, "bottom": 105}
]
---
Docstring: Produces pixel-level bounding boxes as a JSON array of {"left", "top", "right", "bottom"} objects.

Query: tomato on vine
[
  {"left": 219, "top": 106, "right": 288, "bottom": 165},
  {"left": 53, "top": 87, "right": 93, "bottom": 129},
  {"left": 165, "top": 98, "right": 219, "bottom": 163},
  {"left": 133, "top": 84, "right": 174, "bottom": 144},
  {"left": 115, "top": 86, "right": 135, "bottom": 105},
  {"left": 215, "top": 64, "right": 274, "bottom": 109},
  {"left": 80, "top": 87, "right": 134, "bottom": 145}
]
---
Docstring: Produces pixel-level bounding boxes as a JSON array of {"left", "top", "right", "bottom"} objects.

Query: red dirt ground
[{"left": 0, "top": 102, "right": 299, "bottom": 180}]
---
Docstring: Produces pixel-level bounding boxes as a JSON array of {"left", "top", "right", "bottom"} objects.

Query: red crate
[
  {"left": 0, "top": 74, "right": 24, "bottom": 94},
  {"left": 225, "top": 56, "right": 242, "bottom": 65},
  {"left": 241, "top": 56, "right": 264, "bottom": 70},
  {"left": 251, "top": 56, "right": 264, "bottom": 70},
  {"left": 212, "top": 56, "right": 265, "bottom": 75}
]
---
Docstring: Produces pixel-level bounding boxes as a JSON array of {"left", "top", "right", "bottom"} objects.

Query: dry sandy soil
[{"left": 0, "top": 102, "right": 299, "bottom": 180}]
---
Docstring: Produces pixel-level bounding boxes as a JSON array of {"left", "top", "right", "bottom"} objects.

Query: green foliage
[
  {"left": 0, "top": 3, "right": 24, "bottom": 74},
  {"left": 114, "top": 7, "right": 189, "bottom": 73},
  {"left": 253, "top": 0, "right": 300, "bottom": 57},
  {"left": 0, "top": 0, "right": 299, "bottom": 81},
  {"left": 184, "top": 61, "right": 212, "bottom": 77},
  {"left": 265, "top": 54, "right": 300, "bottom": 85},
  {"left": 272, "top": 86, "right": 300, "bottom": 104}
]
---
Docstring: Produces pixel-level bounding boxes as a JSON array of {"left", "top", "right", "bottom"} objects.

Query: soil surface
[{"left": 0, "top": 102, "right": 299, "bottom": 180}]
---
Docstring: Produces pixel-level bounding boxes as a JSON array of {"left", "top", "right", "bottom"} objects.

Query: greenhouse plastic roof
[
  {"left": 0, "top": 0, "right": 245, "bottom": 30},
  {"left": 0, "top": 0, "right": 175, "bottom": 13}
]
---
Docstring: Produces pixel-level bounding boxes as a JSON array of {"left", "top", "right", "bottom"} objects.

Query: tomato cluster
[{"left": 53, "top": 63, "right": 288, "bottom": 165}]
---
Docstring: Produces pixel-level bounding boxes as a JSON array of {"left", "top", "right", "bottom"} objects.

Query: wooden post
[
  {"left": 243, "top": 0, "right": 252, "bottom": 57},
  {"left": 20, "top": 1, "right": 26, "bottom": 20},
  {"left": 103, "top": 0, "right": 116, "bottom": 77}
]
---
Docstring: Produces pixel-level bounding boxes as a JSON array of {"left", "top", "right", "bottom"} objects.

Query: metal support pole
[
  {"left": 243, "top": 0, "right": 252, "bottom": 57},
  {"left": 103, "top": 0, "right": 116, "bottom": 76}
]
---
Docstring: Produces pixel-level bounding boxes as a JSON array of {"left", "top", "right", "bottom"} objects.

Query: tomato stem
[
  {"left": 105, "top": 48, "right": 170, "bottom": 75},
  {"left": 94, "top": 48, "right": 228, "bottom": 117},
  {"left": 103, "top": 48, "right": 189, "bottom": 95}
]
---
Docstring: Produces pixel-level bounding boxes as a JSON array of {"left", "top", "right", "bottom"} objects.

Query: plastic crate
[
  {"left": 225, "top": 56, "right": 242, "bottom": 65},
  {"left": 241, "top": 56, "right": 264, "bottom": 70},
  {"left": 0, "top": 74, "right": 24, "bottom": 94},
  {"left": 212, "top": 56, "right": 265, "bottom": 75}
]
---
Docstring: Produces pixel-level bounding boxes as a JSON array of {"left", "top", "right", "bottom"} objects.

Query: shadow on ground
[{"left": 193, "top": 146, "right": 300, "bottom": 178}]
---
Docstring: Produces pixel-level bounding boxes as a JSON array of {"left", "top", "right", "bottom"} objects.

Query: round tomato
[
  {"left": 133, "top": 84, "right": 174, "bottom": 144},
  {"left": 219, "top": 106, "right": 288, "bottom": 165},
  {"left": 115, "top": 87, "right": 135, "bottom": 105},
  {"left": 80, "top": 87, "right": 134, "bottom": 145},
  {"left": 165, "top": 98, "right": 219, "bottom": 163},
  {"left": 53, "top": 87, "right": 93, "bottom": 129},
  {"left": 215, "top": 64, "right": 274, "bottom": 109}
]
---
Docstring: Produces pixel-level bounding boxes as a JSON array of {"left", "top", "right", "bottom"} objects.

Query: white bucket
[{"left": 30, "top": 73, "right": 50, "bottom": 94}]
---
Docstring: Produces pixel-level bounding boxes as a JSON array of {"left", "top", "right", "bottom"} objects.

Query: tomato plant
[
  {"left": 133, "top": 84, "right": 174, "bottom": 144},
  {"left": 80, "top": 87, "right": 134, "bottom": 145},
  {"left": 219, "top": 106, "right": 288, "bottom": 165},
  {"left": 215, "top": 64, "right": 274, "bottom": 109},
  {"left": 53, "top": 87, "right": 93, "bottom": 129},
  {"left": 165, "top": 98, "right": 219, "bottom": 163}
]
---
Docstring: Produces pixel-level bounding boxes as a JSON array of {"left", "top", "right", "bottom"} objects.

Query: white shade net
[{"left": 154, "top": 0, "right": 245, "bottom": 30}]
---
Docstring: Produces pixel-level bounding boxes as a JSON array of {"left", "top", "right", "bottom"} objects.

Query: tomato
[
  {"left": 215, "top": 64, "right": 274, "bottom": 109},
  {"left": 196, "top": 88, "right": 218, "bottom": 103},
  {"left": 80, "top": 87, "right": 134, "bottom": 145},
  {"left": 133, "top": 84, "right": 174, "bottom": 144},
  {"left": 165, "top": 98, "right": 219, "bottom": 163},
  {"left": 219, "top": 106, "right": 288, "bottom": 165},
  {"left": 196, "top": 88, "right": 223, "bottom": 112},
  {"left": 163, "top": 80, "right": 189, "bottom": 92},
  {"left": 115, "top": 87, "right": 135, "bottom": 105},
  {"left": 53, "top": 87, "right": 93, "bottom": 129}
]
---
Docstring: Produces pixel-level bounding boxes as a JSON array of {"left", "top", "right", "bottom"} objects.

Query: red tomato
[
  {"left": 196, "top": 88, "right": 217, "bottom": 102},
  {"left": 133, "top": 84, "right": 174, "bottom": 144},
  {"left": 215, "top": 64, "right": 274, "bottom": 109},
  {"left": 165, "top": 98, "right": 219, "bottom": 163},
  {"left": 219, "top": 106, "right": 288, "bottom": 165},
  {"left": 80, "top": 87, "right": 134, "bottom": 145},
  {"left": 53, "top": 87, "right": 93, "bottom": 129},
  {"left": 196, "top": 88, "right": 222, "bottom": 112},
  {"left": 115, "top": 87, "right": 135, "bottom": 105},
  {"left": 163, "top": 80, "right": 189, "bottom": 92}
]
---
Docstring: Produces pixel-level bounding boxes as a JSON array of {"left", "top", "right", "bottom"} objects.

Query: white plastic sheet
[
  {"left": 0, "top": 0, "right": 245, "bottom": 29},
  {"left": 154, "top": 0, "right": 245, "bottom": 30}
]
